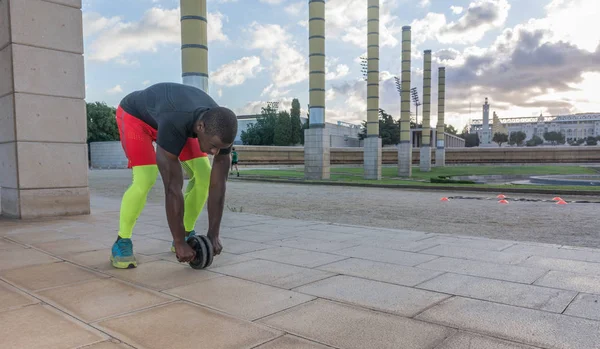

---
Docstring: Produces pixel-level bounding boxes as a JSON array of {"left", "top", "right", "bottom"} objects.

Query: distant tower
[{"left": 482, "top": 98, "right": 490, "bottom": 145}]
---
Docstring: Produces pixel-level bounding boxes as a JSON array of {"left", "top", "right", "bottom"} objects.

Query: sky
[{"left": 82, "top": 0, "right": 600, "bottom": 131}]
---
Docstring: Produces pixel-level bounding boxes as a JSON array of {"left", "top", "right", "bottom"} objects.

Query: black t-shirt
[{"left": 119, "top": 82, "right": 231, "bottom": 156}]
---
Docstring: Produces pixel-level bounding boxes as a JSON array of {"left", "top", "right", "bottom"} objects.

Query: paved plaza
[{"left": 1, "top": 194, "right": 600, "bottom": 348}]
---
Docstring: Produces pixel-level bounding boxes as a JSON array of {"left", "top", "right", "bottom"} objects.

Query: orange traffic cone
[
  {"left": 552, "top": 197, "right": 562, "bottom": 201},
  {"left": 497, "top": 194, "right": 506, "bottom": 199},
  {"left": 556, "top": 200, "right": 567, "bottom": 205},
  {"left": 498, "top": 199, "right": 509, "bottom": 204},
  {"left": 441, "top": 197, "right": 449, "bottom": 202}
]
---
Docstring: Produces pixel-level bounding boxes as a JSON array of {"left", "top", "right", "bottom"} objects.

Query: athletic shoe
[
  {"left": 171, "top": 230, "right": 197, "bottom": 253},
  {"left": 110, "top": 237, "right": 137, "bottom": 269}
]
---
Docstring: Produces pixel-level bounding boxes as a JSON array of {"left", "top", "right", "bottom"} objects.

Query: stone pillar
[
  {"left": 398, "top": 26, "right": 412, "bottom": 177},
  {"left": 420, "top": 49, "right": 432, "bottom": 172},
  {"left": 305, "top": 0, "right": 329, "bottom": 179},
  {"left": 181, "top": 0, "right": 208, "bottom": 91},
  {"left": 435, "top": 67, "right": 446, "bottom": 167},
  {"left": 482, "top": 97, "right": 490, "bottom": 145},
  {"left": 0, "top": 0, "right": 90, "bottom": 219},
  {"left": 364, "top": 0, "right": 381, "bottom": 180}
]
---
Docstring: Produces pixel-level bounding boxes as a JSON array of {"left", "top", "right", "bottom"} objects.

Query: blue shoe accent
[
  {"left": 110, "top": 237, "right": 137, "bottom": 269},
  {"left": 171, "top": 230, "right": 197, "bottom": 253}
]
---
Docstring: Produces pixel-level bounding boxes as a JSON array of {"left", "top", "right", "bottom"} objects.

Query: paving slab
[
  {"left": 5, "top": 229, "right": 73, "bottom": 244},
  {"left": 419, "top": 244, "right": 530, "bottom": 265},
  {"left": 520, "top": 255, "right": 600, "bottom": 276},
  {"left": 157, "top": 250, "right": 254, "bottom": 269},
  {"left": 37, "top": 278, "right": 175, "bottom": 323},
  {"left": 211, "top": 259, "right": 335, "bottom": 289},
  {"left": 504, "top": 243, "right": 600, "bottom": 263},
  {"left": 563, "top": 293, "right": 600, "bottom": 321},
  {"left": 130, "top": 237, "right": 173, "bottom": 255},
  {"left": 317, "top": 257, "right": 444, "bottom": 286},
  {"left": 364, "top": 238, "right": 442, "bottom": 252},
  {"left": 222, "top": 230, "right": 297, "bottom": 243},
  {"left": 106, "top": 260, "right": 221, "bottom": 291},
  {"left": 0, "top": 261, "right": 107, "bottom": 291},
  {"left": 0, "top": 304, "right": 107, "bottom": 349},
  {"left": 0, "top": 237, "right": 25, "bottom": 250},
  {"left": 418, "top": 235, "right": 516, "bottom": 251},
  {"left": 220, "top": 237, "right": 276, "bottom": 254},
  {"left": 165, "top": 275, "right": 315, "bottom": 321},
  {"left": 333, "top": 245, "right": 439, "bottom": 266},
  {"left": 435, "top": 331, "right": 541, "bottom": 349},
  {"left": 534, "top": 270, "right": 600, "bottom": 294},
  {"left": 0, "top": 247, "right": 61, "bottom": 271},
  {"left": 266, "top": 237, "right": 359, "bottom": 252},
  {"left": 416, "top": 296, "right": 600, "bottom": 349},
  {"left": 416, "top": 273, "right": 577, "bottom": 313},
  {"left": 32, "top": 237, "right": 110, "bottom": 256},
  {"left": 0, "top": 279, "right": 40, "bottom": 312},
  {"left": 259, "top": 298, "right": 455, "bottom": 349},
  {"left": 63, "top": 248, "right": 160, "bottom": 271},
  {"left": 242, "top": 246, "right": 348, "bottom": 268},
  {"left": 254, "top": 335, "right": 332, "bottom": 349},
  {"left": 81, "top": 340, "right": 135, "bottom": 349},
  {"left": 416, "top": 257, "right": 548, "bottom": 284},
  {"left": 95, "top": 301, "right": 283, "bottom": 349},
  {"left": 294, "top": 275, "right": 450, "bottom": 317}
]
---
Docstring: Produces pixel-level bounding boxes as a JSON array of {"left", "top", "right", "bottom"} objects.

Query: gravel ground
[{"left": 89, "top": 169, "right": 600, "bottom": 249}]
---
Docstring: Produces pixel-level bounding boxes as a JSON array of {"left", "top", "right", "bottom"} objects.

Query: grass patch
[{"left": 239, "top": 165, "right": 600, "bottom": 193}]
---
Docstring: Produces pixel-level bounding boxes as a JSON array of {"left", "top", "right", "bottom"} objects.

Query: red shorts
[{"left": 115, "top": 106, "right": 207, "bottom": 168}]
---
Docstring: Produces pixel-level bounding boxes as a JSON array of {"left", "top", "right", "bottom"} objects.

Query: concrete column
[
  {"left": 181, "top": 0, "right": 208, "bottom": 91},
  {"left": 305, "top": 0, "right": 329, "bottom": 179},
  {"left": 398, "top": 26, "right": 412, "bottom": 177},
  {"left": 419, "top": 50, "right": 432, "bottom": 172},
  {"left": 364, "top": 0, "right": 381, "bottom": 180},
  {"left": 435, "top": 66, "right": 446, "bottom": 166},
  {"left": 482, "top": 97, "right": 490, "bottom": 145},
  {"left": 0, "top": 0, "right": 90, "bottom": 219}
]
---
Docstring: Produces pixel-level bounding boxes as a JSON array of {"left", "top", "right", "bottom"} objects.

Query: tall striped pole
[
  {"left": 305, "top": 0, "right": 330, "bottom": 179},
  {"left": 435, "top": 67, "right": 446, "bottom": 166},
  {"left": 180, "top": 0, "right": 208, "bottom": 91},
  {"left": 398, "top": 26, "right": 412, "bottom": 177},
  {"left": 420, "top": 50, "right": 432, "bottom": 172},
  {"left": 364, "top": 0, "right": 381, "bottom": 180}
]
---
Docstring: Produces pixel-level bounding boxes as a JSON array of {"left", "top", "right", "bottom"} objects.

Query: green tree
[
  {"left": 464, "top": 133, "right": 480, "bottom": 147},
  {"left": 358, "top": 108, "right": 400, "bottom": 146},
  {"left": 86, "top": 102, "right": 119, "bottom": 143},
  {"left": 492, "top": 132, "right": 509, "bottom": 147},
  {"left": 290, "top": 98, "right": 302, "bottom": 145},
  {"left": 444, "top": 124, "right": 458, "bottom": 135},
  {"left": 240, "top": 105, "right": 278, "bottom": 145},
  {"left": 509, "top": 131, "right": 527, "bottom": 146},
  {"left": 274, "top": 111, "right": 292, "bottom": 145},
  {"left": 543, "top": 131, "right": 566, "bottom": 145},
  {"left": 526, "top": 135, "right": 544, "bottom": 147}
]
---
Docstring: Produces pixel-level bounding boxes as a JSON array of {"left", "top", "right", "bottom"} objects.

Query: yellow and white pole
[
  {"left": 398, "top": 26, "right": 412, "bottom": 177},
  {"left": 364, "top": 0, "right": 381, "bottom": 179},
  {"left": 420, "top": 50, "right": 432, "bottom": 171},
  {"left": 435, "top": 67, "right": 446, "bottom": 166},
  {"left": 180, "top": 0, "right": 208, "bottom": 91}
]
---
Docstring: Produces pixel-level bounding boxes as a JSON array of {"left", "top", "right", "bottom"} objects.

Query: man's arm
[
  {"left": 156, "top": 145, "right": 195, "bottom": 261},
  {"left": 206, "top": 151, "right": 231, "bottom": 254}
]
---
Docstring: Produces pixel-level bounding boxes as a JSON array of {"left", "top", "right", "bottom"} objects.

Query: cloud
[
  {"left": 246, "top": 22, "right": 308, "bottom": 88},
  {"left": 260, "top": 0, "right": 284, "bottom": 4},
  {"left": 106, "top": 85, "right": 123, "bottom": 94},
  {"left": 419, "top": 0, "right": 431, "bottom": 8},
  {"left": 84, "top": 7, "right": 228, "bottom": 63},
  {"left": 410, "top": 0, "right": 511, "bottom": 45},
  {"left": 450, "top": 6, "right": 464, "bottom": 15},
  {"left": 211, "top": 56, "right": 264, "bottom": 86},
  {"left": 285, "top": 2, "right": 305, "bottom": 15}
]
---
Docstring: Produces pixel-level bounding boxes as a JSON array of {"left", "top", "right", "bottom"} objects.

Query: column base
[
  {"left": 304, "top": 128, "right": 330, "bottom": 180},
  {"left": 397, "top": 142, "right": 412, "bottom": 177},
  {"left": 363, "top": 137, "right": 382, "bottom": 180},
  {"left": 435, "top": 148, "right": 446, "bottom": 167},
  {"left": 420, "top": 146, "right": 432, "bottom": 172},
  {"left": 1, "top": 187, "right": 90, "bottom": 220}
]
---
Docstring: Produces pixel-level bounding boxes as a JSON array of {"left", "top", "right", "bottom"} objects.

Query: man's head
[{"left": 195, "top": 107, "right": 238, "bottom": 155}]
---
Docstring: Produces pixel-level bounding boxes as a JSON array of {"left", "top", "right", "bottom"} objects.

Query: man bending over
[{"left": 110, "top": 82, "right": 238, "bottom": 269}]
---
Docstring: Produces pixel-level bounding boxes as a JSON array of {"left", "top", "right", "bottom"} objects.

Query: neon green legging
[{"left": 118, "top": 157, "right": 211, "bottom": 239}]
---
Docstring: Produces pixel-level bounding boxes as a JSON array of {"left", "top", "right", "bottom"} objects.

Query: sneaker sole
[{"left": 110, "top": 256, "right": 137, "bottom": 269}]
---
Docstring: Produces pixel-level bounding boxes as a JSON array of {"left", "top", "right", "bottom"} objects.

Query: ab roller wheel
[{"left": 186, "top": 235, "right": 214, "bottom": 270}]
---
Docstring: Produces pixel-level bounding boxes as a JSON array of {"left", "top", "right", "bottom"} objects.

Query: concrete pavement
[{"left": 1, "top": 195, "right": 600, "bottom": 348}]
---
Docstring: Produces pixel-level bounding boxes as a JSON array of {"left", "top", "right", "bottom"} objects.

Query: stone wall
[{"left": 89, "top": 142, "right": 600, "bottom": 168}]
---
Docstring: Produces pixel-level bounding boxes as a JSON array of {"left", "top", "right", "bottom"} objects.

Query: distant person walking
[{"left": 231, "top": 147, "right": 239, "bottom": 177}]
